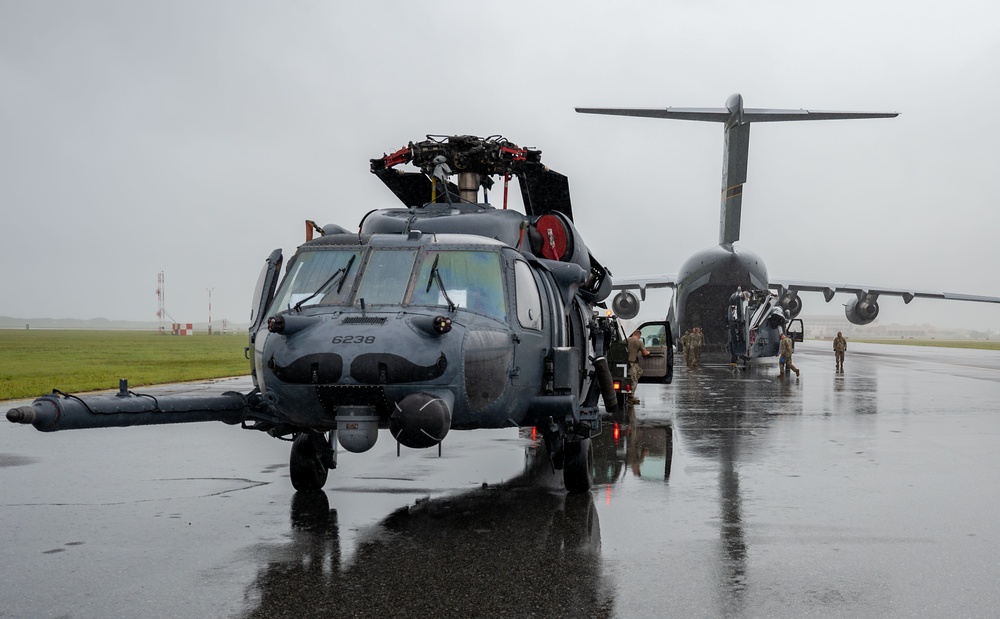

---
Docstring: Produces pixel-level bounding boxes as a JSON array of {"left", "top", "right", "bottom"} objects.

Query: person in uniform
[
  {"left": 778, "top": 333, "right": 800, "bottom": 378},
  {"left": 833, "top": 331, "right": 847, "bottom": 372},
  {"left": 681, "top": 329, "right": 693, "bottom": 367},
  {"left": 627, "top": 329, "right": 651, "bottom": 404},
  {"left": 691, "top": 327, "right": 704, "bottom": 367}
]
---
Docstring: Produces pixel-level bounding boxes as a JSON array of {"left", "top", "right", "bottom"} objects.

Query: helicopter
[
  {"left": 7, "top": 134, "right": 635, "bottom": 493},
  {"left": 725, "top": 286, "right": 804, "bottom": 367}
]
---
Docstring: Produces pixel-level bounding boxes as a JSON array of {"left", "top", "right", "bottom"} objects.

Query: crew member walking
[
  {"left": 681, "top": 329, "right": 693, "bottom": 367},
  {"left": 833, "top": 331, "right": 847, "bottom": 372},
  {"left": 778, "top": 333, "right": 800, "bottom": 378},
  {"left": 627, "top": 329, "right": 651, "bottom": 404},
  {"left": 691, "top": 327, "right": 704, "bottom": 367}
]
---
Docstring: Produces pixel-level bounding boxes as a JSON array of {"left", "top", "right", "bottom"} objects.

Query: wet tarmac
[{"left": 2, "top": 340, "right": 1000, "bottom": 618}]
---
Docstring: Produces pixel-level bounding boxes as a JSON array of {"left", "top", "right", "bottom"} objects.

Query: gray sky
[{"left": 2, "top": 1, "right": 998, "bottom": 330}]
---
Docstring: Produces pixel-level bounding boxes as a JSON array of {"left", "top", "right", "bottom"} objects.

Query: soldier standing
[
  {"left": 681, "top": 329, "right": 693, "bottom": 367},
  {"left": 778, "top": 333, "right": 800, "bottom": 378},
  {"left": 833, "top": 331, "right": 847, "bottom": 372},
  {"left": 691, "top": 327, "right": 704, "bottom": 367},
  {"left": 627, "top": 329, "right": 651, "bottom": 404}
]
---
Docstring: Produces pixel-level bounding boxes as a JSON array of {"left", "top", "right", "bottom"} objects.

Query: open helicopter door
[
  {"left": 635, "top": 320, "right": 674, "bottom": 384},
  {"left": 248, "top": 249, "right": 283, "bottom": 385},
  {"left": 250, "top": 249, "right": 283, "bottom": 332}
]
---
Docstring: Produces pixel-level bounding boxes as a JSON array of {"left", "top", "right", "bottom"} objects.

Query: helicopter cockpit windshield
[
  {"left": 268, "top": 248, "right": 363, "bottom": 313},
  {"left": 409, "top": 249, "right": 506, "bottom": 321},
  {"left": 267, "top": 245, "right": 507, "bottom": 321}
]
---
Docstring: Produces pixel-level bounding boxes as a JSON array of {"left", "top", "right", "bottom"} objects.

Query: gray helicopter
[{"left": 7, "top": 134, "right": 634, "bottom": 493}]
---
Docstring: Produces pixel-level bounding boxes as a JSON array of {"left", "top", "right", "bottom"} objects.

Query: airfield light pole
[
  {"left": 207, "top": 287, "right": 214, "bottom": 335},
  {"left": 156, "top": 271, "right": 165, "bottom": 335}
]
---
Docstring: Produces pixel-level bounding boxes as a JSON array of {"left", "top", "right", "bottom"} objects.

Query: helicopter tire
[
  {"left": 289, "top": 432, "right": 329, "bottom": 491},
  {"left": 563, "top": 436, "right": 594, "bottom": 494}
]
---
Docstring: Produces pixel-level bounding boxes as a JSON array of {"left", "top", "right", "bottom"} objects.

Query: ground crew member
[
  {"left": 627, "top": 329, "right": 651, "bottom": 404},
  {"left": 833, "top": 331, "right": 847, "bottom": 372},
  {"left": 681, "top": 329, "right": 693, "bottom": 367},
  {"left": 778, "top": 333, "right": 800, "bottom": 378},
  {"left": 691, "top": 327, "right": 704, "bottom": 367}
]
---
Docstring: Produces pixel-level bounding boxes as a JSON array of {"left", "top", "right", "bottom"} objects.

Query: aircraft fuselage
[{"left": 674, "top": 243, "right": 768, "bottom": 352}]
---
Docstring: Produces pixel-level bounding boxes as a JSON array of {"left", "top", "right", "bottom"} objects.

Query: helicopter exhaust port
[
  {"left": 390, "top": 392, "right": 453, "bottom": 449},
  {"left": 592, "top": 356, "right": 619, "bottom": 414}
]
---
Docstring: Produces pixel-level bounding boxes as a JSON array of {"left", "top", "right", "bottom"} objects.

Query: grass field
[
  {"left": 0, "top": 330, "right": 250, "bottom": 400},
  {"left": 2, "top": 330, "right": 996, "bottom": 402},
  {"left": 843, "top": 338, "right": 1000, "bottom": 351}
]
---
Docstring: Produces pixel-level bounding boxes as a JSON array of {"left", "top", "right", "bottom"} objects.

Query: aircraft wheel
[
  {"left": 289, "top": 432, "right": 329, "bottom": 491},
  {"left": 563, "top": 437, "right": 594, "bottom": 494}
]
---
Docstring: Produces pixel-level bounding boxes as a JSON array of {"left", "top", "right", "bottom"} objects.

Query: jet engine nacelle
[
  {"left": 612, "top": 291, "right": 640, "bottom": 320},
  {"left": 845, "top": 294, "right": 879, "bottom": 326},
  {"left": 778, "top": 291, "right": 802, "bottom": 319}
]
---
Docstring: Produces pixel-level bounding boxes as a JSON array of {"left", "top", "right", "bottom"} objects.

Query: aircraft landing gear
[
  {"left": 289, "top": 431, "right": 333, "bottom": 491},
  {"left": 562, "top": 434, "right": 594, "bottom": 494},
  {"left": 541, "top": 418, "right": 596, "bottom": 494}
]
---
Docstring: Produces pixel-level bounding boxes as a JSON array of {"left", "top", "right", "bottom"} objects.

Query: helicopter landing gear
[
  {"left": 562, "top": 434, "right": 594, "bottom": 494},
  {"left": 541, "top": 417, "right": 596, "bottom": 494},
  {"left": 289, "top": 431, "right": 332, "bottom": 491}
]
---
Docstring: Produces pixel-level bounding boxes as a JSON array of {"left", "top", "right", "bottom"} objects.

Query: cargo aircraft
[{"left": 578, "top": 94, "right": 1000, "bottom": 362}]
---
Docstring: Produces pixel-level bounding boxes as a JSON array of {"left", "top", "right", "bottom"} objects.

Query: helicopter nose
[{"left": 389, "top": 392, "right": 452, "bottom": 449}]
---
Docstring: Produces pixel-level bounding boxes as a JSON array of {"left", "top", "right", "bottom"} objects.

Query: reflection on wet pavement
[
  {"left": 242, "top": 461, "right": 611, "bottom": 618},
  {"left": 4, "top": 343, "right": 1000, "bottom": 617}
]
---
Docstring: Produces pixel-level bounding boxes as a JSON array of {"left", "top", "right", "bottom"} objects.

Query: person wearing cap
[
  {"left": 691, "top": 327, "right": 704, "bottom": 367},
  {"left": 681, "top": 329, "right": 693, "bottom": 367},
  {"left": 778, "top": 333, "right": 800, "bottom": 378},
  {"left": 627, "top": 329, "right": 651, "bottom": 404},
  {"left": 833, "top": 331, "right": 847, "bottom": 372}
]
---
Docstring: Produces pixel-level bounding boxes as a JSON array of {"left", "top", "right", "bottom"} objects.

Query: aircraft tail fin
[{"left": 576, "top": 94, "right": 898, "bottom": 246}]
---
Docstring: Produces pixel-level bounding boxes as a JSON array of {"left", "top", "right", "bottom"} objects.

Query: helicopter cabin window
[
  {"left": 355, "top": 249, "right": 418, "bottom": 305},
  {"left": 268, "top": 248, "right": 362, "bottom": 313},
  {"left": 409, "top": 250, "right": 506, "bottom": 321},
  {"left": 514, "top": 260, "right": 542, "bottom": 330}
]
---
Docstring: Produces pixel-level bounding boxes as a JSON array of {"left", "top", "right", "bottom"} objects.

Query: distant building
[{"left": 801, "top": 315, "right": 977, "bottom": 340}]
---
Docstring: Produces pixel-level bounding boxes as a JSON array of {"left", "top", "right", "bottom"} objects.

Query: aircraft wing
[
  {"left": 611, "top": 275, "right": 677, "bottom": 293},
  {"left": 769, "top": 278, "right": 1000, "bottom": 305}
]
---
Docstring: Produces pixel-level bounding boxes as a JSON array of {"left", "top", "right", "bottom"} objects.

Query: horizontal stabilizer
[
  {"left": 575, "top": 107, "right": 899, "bottom": 123},
  {"left": 577, "top": 94, "right": 898, "bottom": 246}
]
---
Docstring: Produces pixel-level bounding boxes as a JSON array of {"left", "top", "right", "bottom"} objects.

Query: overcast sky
[{"left": 2, "top": 1, "right": 998, "bottom": 331}]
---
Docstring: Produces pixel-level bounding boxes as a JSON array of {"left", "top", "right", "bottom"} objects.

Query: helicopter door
[
  {"left": 636, "top": 320, "right": 673, "bottom": 384},
  {"left": 248, "top": 249, "right": 283, "bottom": 387},
  {"left": 250, "top": 249, "right": 283, "bottom": 333}
]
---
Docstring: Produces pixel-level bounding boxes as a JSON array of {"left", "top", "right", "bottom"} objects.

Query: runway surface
[{"left": 2, "top": 340, "right": 999, "bottom": 618}]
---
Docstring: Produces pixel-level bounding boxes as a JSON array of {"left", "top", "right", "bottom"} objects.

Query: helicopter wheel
[
  {"left": 289, "top": 431, "right": 329, "bottom": 491},
  {"left": 563, "top": 436, "right": 594, "bottom": 494}
]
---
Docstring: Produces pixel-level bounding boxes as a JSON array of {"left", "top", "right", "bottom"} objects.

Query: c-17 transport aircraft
[{"left": 577, "top": 94, "right": 1000, "bottom": 363}]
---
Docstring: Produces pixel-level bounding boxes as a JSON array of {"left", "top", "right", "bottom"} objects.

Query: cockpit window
[
  {"left": 355, "top": 249, "right": 417, "bottom": 305},
  {"left": 513, "top": 260, "right": 542, "bottom": 330},
  {"left": 268, "top": 248, "right": 362, "bottom": 314},
  {"left": 409, "top": 250, "right": 506, "bottom": 321}
]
